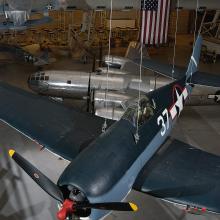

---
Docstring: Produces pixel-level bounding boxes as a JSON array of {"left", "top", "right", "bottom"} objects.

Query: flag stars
[{"left": 142, "top": 0, "right": 158, "bottom": 11}]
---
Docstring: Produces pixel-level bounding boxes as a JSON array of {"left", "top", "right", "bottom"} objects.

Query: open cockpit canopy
[{"left": 122, "top": 96, "right": 155, "bottom": 126}]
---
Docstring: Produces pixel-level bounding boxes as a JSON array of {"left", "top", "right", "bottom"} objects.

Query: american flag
[{"left": 140, "top": 0, "right": 171, "bottom": 45}]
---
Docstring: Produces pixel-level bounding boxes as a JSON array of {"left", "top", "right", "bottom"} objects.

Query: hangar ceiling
[
  {"left": 64, "top": 0, "right": 220, "bottom": 10},
  {"left": 1, "top": 0, "right": 220, "bottom": 11}
]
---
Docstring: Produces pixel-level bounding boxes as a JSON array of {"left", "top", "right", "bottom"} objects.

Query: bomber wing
[
  {"left": 0, "top": 82, "right": 114, "bottom": 161},
  {"left": 133, "top": 58, "right": 220, "bottom": 88},
  {"left": 121, "top": 45, "right": 150, "bottom": 74},
  {"left": 133, "top": 139, "right": 220, "bottom": 214},
  {"left": 121, "top": 61, "right": 141, "bottom": 74}
]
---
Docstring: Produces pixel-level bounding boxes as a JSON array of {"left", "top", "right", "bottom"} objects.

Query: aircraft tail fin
[
  {"left": 186, "top": 35, "right": 202, "bottom": 80},
  {"left": 125, "top": 42, "right": 150, "bottom": 60}
]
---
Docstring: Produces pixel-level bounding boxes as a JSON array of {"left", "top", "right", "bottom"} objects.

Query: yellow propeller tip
[
  {"left": 129, "top": 203, "right": 138, "bottom": 212},
  {"left": 9, "top": 149, "right": 15, "bottom": 157}
]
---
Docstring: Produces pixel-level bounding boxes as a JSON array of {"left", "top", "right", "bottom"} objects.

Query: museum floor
[{"left": 0, "top": 41, "right": 220, "bottom": 220}]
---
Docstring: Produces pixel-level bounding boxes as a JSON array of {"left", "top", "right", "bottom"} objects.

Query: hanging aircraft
[
  {"left": 0, "top": 35, "right": 220, "bottom": 220},
  {"left": 22, "top": 51, "right": 56, "bottom": 67},
  {"left": 0, "top": 0, "right": 62, "bottom": 30},
  {"left": 28, "top": 45, "right": 220, "bottom": 120},
  {"left": 0, "top": 43, "right": 56, "bottom": 66},
  {"left": 0, "top": 0, "right": 219, "bottom": 31}
]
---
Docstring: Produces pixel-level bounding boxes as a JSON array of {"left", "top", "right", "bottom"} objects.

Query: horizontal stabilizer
[
  {"left": 135, "top": 58, "right": 185, "bottom": 78},
  {"left": 192, "top": 71, "right": 220, "bottom": 88},
  {"left": 136, "top": 58, "right": 220, "bottom": 88},
  {"left": 133, "top": 139, "right": 220, "bottom": 213}
]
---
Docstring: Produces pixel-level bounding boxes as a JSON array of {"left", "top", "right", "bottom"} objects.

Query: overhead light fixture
[
  {"left": 175, "top": 6, "right": 183, "bottom": 10},
  {"left": 122, "top": 6, "right": 134, "bottom": 11},
  {"left": 66, "top": 6, "right": 77, "bottom": 10},
  {"left": 96, "top": 6, "right": 106, "bottom": 11},
  {"left": 198, "top": 6, "right": 207, "bottom": 11}
]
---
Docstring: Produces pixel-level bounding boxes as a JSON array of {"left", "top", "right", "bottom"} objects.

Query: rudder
[{"left": 186, "top": 35, "right": 203, "bottom": 80}]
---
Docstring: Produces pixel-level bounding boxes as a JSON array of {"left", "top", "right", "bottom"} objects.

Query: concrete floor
[{"left": 0, "top": 41, "right": 220, "bottom": 220}]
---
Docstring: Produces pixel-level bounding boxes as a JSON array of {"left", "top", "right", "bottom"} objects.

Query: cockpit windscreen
[{"left": 122, "top": 96, "right": 155, "bottom": 126}]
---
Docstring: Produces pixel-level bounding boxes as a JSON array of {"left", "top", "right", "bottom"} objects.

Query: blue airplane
[{"left": 1, "top": 35, "right": 220, "bottom": 220}]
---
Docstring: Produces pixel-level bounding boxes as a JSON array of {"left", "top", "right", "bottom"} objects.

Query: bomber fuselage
[
  {"left": 28, "top": 69, "right": 159, "bottom": 98},
  {"left": 28, "top": 69, "right": 220, "bottom": 121}
]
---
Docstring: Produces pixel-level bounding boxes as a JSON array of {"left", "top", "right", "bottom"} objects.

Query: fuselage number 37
[{"left": 157, "top": 109, "right": 169, "bottom": 136}]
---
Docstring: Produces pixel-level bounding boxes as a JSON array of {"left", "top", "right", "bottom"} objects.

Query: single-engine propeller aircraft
[{"left": 1, "top": 35, "right": 220, "bottom": 220}]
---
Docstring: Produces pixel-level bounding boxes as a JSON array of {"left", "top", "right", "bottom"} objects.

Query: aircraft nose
[
  {"left": 28, "top": 75, "right": 39, "bottom": 90},
  {"left": 28, "top": 72, "right": 49, "bottom": 92}
]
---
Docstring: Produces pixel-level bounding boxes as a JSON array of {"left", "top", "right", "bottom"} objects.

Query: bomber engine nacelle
[
  {"left": 93, "top": 90, "right": 134, "bottom": 120},
  {"left": 103, "top": 55, "right": 130, "bottom": 69}
]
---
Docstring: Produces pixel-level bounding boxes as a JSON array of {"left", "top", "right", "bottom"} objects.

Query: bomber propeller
[
  {"left": 86, "top": 55, "right": 96, "bottom": 113},
  {"left": 9, "top": 149, "right": 138, "bottom": 220}
]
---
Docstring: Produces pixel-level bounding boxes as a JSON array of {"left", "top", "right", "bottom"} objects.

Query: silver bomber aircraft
[
  {"left": 28, "top": 51, "right": 220, "bottom": 120},
  {"left": 1, "top": 35, "right": 220, "bottom": 220}
]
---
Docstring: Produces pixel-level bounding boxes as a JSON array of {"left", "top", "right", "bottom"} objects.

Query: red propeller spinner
[{"left": 57, "top": 199, "right": 75, "bottom": 220}]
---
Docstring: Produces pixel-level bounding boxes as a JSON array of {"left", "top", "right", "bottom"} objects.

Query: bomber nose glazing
[{"left": 28, "top": 71, "right": 49, "bottom": 92}]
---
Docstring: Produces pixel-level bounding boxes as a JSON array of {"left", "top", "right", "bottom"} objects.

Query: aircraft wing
[
  {"left": 25, "top": 16, "right": 53, "bottom": 27},
  {"left": 122, "top": 61, "right": 157, "bottom": 75},
  {"left": 133, "top": 139, "right": 220, "bottom": 213},
  {"left": 134, "top": 58, "right": 220, "bottom": 88},
  {"left": 122, "top": 61, "right": 141, "bottom": 74},
  {"left": 0, "top": 82, "right": 114, "bottom": 161}
]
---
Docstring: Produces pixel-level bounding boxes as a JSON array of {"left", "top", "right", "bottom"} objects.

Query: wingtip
[
  {"left": 9, "top": 149, "right": 15, "bottom": 157},
  {"left": 129, "top": 202, "right": 138, "bottom": 212}
]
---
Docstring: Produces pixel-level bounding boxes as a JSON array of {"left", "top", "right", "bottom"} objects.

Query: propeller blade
[
  {"left": 86, "top": 71, "right": 92, "bottom": 112},
  {"left": 77, "top": 202, "right": 138, "bottom": 212},
  {"left": 8, "top": 149, "right": 64, "bottom": 203},
  {"left": 57, "top": 199, "right": 138, "bottom": 220}
]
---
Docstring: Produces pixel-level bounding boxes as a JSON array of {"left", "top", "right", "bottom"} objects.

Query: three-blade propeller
[
  {"left": 9, "top": 149, "right": 138, "bottom": 219},
  {"left": 57, "top": 199, "right": 138, "bottom": 220}
]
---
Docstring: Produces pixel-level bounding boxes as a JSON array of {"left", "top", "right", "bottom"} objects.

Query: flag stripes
[{"left": 140, "top": 0, "right": 171, "bottom": 45}]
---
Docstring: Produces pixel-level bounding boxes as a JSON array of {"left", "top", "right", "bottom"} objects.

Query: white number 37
[{"left": 157, "top": 109, "right": 169, "bottom": 136}]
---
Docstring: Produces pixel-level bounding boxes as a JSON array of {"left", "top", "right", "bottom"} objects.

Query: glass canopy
[{"left": 122, "top": 96, "right": 155, "bottom": 126}]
